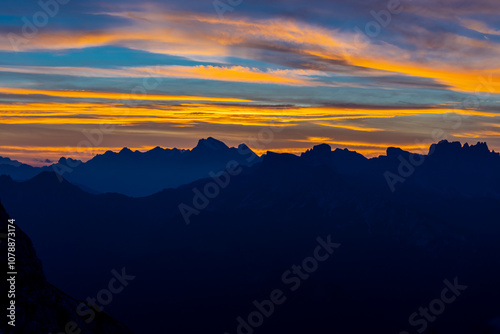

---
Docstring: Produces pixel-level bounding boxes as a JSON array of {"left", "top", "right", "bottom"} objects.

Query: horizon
[{"left": 3, "top": 137, "right": 495, "bottom": 167}]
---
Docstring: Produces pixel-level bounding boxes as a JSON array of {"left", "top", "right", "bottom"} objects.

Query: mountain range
[
  {"left": 2, "top": 138, "right": 499, "bottom": 199},
  {"left": 0, "top": 137, "right": 260, "bottom": 197},
  {"left": 0, "top": 139, "right": 499, "bottom": 333}
]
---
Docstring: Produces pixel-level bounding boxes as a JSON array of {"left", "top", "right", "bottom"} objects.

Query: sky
[{"left": 1, "top": 0, "right": 500, "bottom": 165}]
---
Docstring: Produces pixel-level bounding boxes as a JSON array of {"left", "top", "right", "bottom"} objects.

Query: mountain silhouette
[
  {"left": 0, "top": 201, "right": 133, "bottom": 334},
  {"left": 0, "top": 137, "right": 261, "bottom": 197},
  {"left": 0, "top": 158, "right": 40, "bottom": 182},
  {"left": 1, "top": 140, "right": 500, "bottom": 333}
]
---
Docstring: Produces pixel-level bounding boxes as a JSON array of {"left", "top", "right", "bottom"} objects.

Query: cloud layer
[{"left": 0, "top": 0, "right": 499, "bottom": 164}]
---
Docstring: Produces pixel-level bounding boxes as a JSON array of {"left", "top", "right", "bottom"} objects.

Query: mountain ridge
[{"left": 1, "top": 139, "right": 499, "bottom": 198}]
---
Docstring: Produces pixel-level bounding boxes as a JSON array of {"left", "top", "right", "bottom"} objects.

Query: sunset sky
[{"left": 1, "top": 0, "right": 500, "bottom": 165}]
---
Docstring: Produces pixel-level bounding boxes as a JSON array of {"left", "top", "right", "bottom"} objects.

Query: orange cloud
[
  {"left": 350, "top": 58, "right": 500, "bottom": 94},
  {"left": 1, "top": 101, "right": 496, "bottom": 129},
  {"left": 0, "top": 87, "right": 253, "bottom": 103}
]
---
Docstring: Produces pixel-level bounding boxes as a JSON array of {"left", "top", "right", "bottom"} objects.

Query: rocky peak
[{"left": 194, "top": 137, "right": 230, "bottom": 151}]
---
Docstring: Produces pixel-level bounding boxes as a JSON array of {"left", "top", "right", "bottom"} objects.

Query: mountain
[
  {"left": 0, "top": 201, "right": 133, "bottom": 334},
  {"left": 0, "top": 157, "right": 23, "bottom": 166},
  {"left": 0, "top": 157, "right": 40, "bottom": 182},
  {"left": 0, "top": 137, "right": 261, "bottom": 197},
  {"left": 379, "top": 140, "right": 500, "bottom": 196},
  {"left": 1, "top": 140, "right": 500, "bottom": 333},
  {"left": 3, "top": 139, "right": 497, "bottom": 198}
]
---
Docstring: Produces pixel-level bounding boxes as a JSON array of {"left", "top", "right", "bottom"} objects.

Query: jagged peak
[
  {"left": 429, "top": 140, "right": 492, "bottom": 156},
  {"left": 148, "top": 146, "right": 164, "bottom": 152},
  {"left": 468, "top": 141, "right": 489, "bottom": 152},
  {"left": 119, "top": 147, "right": 134, "bottom": 154},
  {"left": 237, "top": 143, "right": 260, "bottom": 160},
  {"left": 312, "top": 143, "right": 332, "bottom": 153},
  {"left": 386, "top": 146, "right": 411, "bottom": 158},
  {"left": 0, "top": 156, "right": 22, "bottom": 166},
  {"left": 194, "top": 137, "right": 229, "bottom": 151},
  {"left": 301, "top": 143, "right": 332, "bottom": 159},
  {"left": 57, "top": 157, "right": 82, "bottom": 164},
  {"left": 238, "top": 143, "right": 251, "bottom": 151}
]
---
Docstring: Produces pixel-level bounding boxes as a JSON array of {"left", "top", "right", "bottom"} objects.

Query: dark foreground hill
[
  {"left": 0, "top": 202, "right": 133, "bottom": 334},
  {"left": 0, "top": 140, "right": 499, "bottom": 333}
]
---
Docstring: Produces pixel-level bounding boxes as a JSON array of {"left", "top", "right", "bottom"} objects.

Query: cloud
[
  {"left": 460, "top": 19, "right": 500, "bottom": 36},
  {"left": 2, "top": 7, "right": 499, "bottom": 94},
  {"left": 0, "top": 87, "right": 254, "bottom": 103}
]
